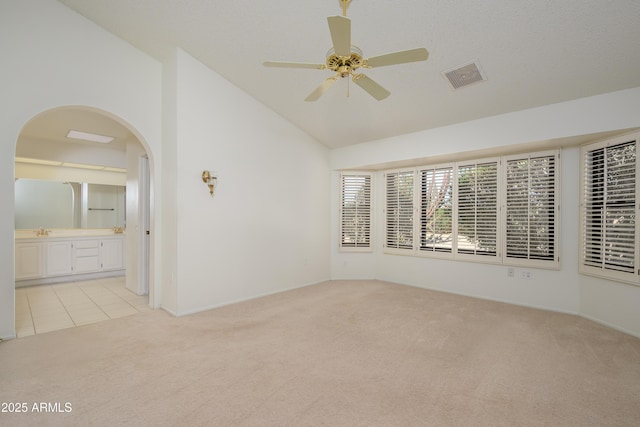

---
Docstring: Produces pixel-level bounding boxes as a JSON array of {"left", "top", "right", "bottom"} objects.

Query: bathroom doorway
[{"left": 14, "top": 106, "right": 154, "bottom": 335}]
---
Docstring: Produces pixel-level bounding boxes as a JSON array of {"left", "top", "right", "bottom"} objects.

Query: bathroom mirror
[{"left": 15, "top": 178, "right": 125, "bottom": 229}]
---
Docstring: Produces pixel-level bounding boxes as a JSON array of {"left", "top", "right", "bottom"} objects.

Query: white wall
[
  {"left": 330, "top": 88, "right": 640, "bottom": 337},
  {"left": 170, "top": 50, "right": 331, "bottom": 315},
  {"left": 0, "top": 0, "right": 162, "bottom": 339},
  {"left": 15, "top": 163, "right": 126, "bottom": 187},
  {"left": 580, "top": 276, "right": 640, "bottom": 338},
  {"left": 330, "top": 87, "right": 640, "bottom": 170},
  {"left": 17, "top": 136, "right": 126, "bottom": 169},
  {"left": 160, "top": 50, "right": 179, "bottom": 313}
]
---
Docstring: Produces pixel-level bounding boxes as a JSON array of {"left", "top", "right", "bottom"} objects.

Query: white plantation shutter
[
  {"left": 419, "top": 166, "right": 453, "bottom": 253},
  {"left": 385, "top": 170, "right": 414, "bottom": 250},
  {"left": 375, "top": 150, "right": 564, "bottom": 269},
  {"left": 582, "top": 137, "right": 638, "bottom": 281},
  {"left": 456, "top": 160, "right": 498, "bottom": 258},
  {"left": 505, "top": 152, "right": 558, "bottom": 266},
  {"left": 340, "top": 173, "right": 372, "bottom": 251}
]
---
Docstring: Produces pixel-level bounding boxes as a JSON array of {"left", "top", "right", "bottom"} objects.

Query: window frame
[
  {"left": 454, "top": 157, "right": 502, "bottom": 264},
  {"left": 339, "top": 172, "right": 374, "bottom": 253},
  {"left": 383, "top": 169, "right": 415, "bottom": 255},
  {"left": 579, "top": 133, "right": 640, "bottom": 285},
  {"left": 417, "top": 163, "right": 455, "bottom": 260},
  {"left": 502, "top": 150, "right": 560, "bottom": 269},
  {"left": 382, "top": 150, "right": 561, "bottom": 270}
]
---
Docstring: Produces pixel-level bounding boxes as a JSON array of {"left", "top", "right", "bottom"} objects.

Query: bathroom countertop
[{"left": 15, "top": 228, "right": 126, "bottom": 239}]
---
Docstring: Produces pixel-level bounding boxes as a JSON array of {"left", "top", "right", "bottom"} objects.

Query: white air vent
[{"left": 442, "top": 61, "right": 486, "bottom": 89}]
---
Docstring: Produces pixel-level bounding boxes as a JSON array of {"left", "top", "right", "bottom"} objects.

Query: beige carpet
[{"left": 1, "top": 280, "right": 639, "bottom": 426}]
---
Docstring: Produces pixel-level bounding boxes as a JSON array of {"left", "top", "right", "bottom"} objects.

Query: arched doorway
[{"left": 13, "top": 106, "right": 154, "bottom": 336}]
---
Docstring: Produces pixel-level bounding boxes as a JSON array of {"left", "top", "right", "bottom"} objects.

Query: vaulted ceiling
[{"left": 56, "top": 0, "right": 640, "bottom": 149}]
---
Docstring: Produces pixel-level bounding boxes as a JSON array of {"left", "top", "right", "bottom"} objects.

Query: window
[
  {"left": 504, "top": 152, "right": 559, "bottom": 267},
  {"left": 419, "top": 165, "right": 453, "bottom": 254},
  {"left": 581, "top": 134, "right": 639, "bottom": 284},
  {"left": 383, "top": 150, "right": 560, "bottom": 269},
  {"left": 385, "top": 170, "right": 414, "bottom": 250},
  {"left": 340, "top": 173, "right": 372, "bottom": 251},
  {"left": 456, "top": 160, "right": 499, "bottom": 259}
]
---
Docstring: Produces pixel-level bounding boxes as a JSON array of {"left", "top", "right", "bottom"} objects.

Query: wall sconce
[{"left": 202, "top": 170, "right": 218, "bottom": 197}]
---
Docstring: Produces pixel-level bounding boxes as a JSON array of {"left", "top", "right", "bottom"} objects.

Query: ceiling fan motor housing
[{"left": 326, "top": 46, "right": 364, "bottom": 77}]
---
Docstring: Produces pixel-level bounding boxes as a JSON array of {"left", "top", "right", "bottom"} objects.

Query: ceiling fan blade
[
  {"left": 305, "top": 76, "right": 339, "bottom": 102},
  {"left": 327, "top": 15, "right": 351, "bottom": 57},
  {"left": 264, "top": 61, "right": 325, "bottom": 70},
  {"left": 366, "top": 48, "right": 429, "bottom": 68},
  {"left": 353, "top": 74, "right": 390, "bottom": 101}
]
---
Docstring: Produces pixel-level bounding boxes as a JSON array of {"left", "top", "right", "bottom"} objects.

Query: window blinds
[
  {"left": 419, "top": 166, "right": 453, "bottom": 253},
  {"left": 505, "top": 154, "right": 556, "bottom": 261},
  {"left": 385, "top": 171, "right": 414, "bottom": 249},
  {"left": 583, "top": 140, "right": 636, "bottom": 273},
  {"left": 340, "top": 174, "right": 372, "bottom": 249},
  {"left": 456, "top": 161, "right": 498, "bottom": 256}
]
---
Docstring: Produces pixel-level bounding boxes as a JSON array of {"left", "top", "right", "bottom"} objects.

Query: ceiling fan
[{"left": 264, "top": 0, "right": 429, "bottom": 101}]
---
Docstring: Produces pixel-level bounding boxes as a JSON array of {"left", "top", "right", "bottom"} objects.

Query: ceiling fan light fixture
[
  {"left": 264, "top": 2, "right": 429, "bottom": 101},
  {"left": 442, "top": 60, "right": 487, "bottom": 90}
]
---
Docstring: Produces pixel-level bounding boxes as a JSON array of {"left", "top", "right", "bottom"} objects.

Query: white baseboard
[
  {"left": 15, "top": 270, "right": 125, "bottom": 288},
  {"left": 579, "top": 313, "right": 640, "bottom": 339},
  {"left": 0, "top": 332, "right": 17, "bottom": 341},
  {"left": 174, "top": 279, "right": 328, "bottom": 317}
]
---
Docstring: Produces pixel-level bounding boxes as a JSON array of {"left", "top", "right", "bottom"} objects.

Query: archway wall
[{"left": 0, "top": 1, "right": 163, "bottom": 338}]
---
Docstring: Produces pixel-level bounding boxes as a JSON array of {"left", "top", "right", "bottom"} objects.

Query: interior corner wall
[
  {"left": 330, "top": 87, "right": 640, "bottom": 337},
  {"left": 579, "top": 276, "right": 640, "bottom": 338},
  {"left": 0, "top": 0, "right": 162, "bottom": 339},
  {"left": 171, "top": 50, "right": 330, "bottom": 316},
  {"left": 160, "top": 49, "right": 179, "bottom": 314}
]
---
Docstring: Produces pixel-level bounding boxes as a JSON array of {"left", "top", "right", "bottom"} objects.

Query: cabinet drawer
[
  {"left": 75, "top": 247, "right": 99, "bottom": 257},
  {"left": 74, "top": 239, "right": 99, "bottom": 249}
]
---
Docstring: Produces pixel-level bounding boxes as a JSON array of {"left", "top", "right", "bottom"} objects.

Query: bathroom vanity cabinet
[{"left": 15, "top": 231, "right": 125, "bottom": 286}]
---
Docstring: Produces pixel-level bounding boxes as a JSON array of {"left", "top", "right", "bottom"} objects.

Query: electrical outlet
[
  {"left": 520, "top": 270, "right": 533, "bottom": 280},
  {"left": 507, "top": 267, "right": 515, "bottom": 278}
]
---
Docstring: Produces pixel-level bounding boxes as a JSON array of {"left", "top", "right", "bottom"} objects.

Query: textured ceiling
[{"left": 56, "top": 0, "right": 640, "bottom": 148}]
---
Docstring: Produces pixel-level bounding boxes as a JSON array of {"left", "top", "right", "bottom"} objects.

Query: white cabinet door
[
  {"left": 15, "top": 242, "right": 44, "bottom": 280},
  {"left": 100, "top": 238, "right": 124, "bottom": 271},
  {"left": 46, "top": 241, "right": 73, "bottom": 276}
]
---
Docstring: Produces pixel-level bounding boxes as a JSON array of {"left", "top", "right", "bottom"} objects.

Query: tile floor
[{"left": 15, "top": 276, "right": 150, "bottom": 338}]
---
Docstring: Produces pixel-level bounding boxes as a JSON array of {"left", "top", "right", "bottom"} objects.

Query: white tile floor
[{"left": 15, "top": 276, "right": 150, "bottom": 338}]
